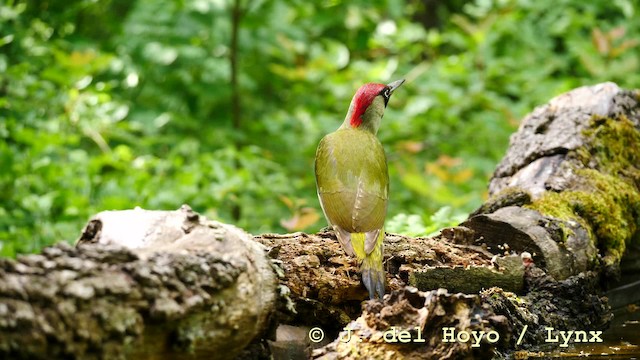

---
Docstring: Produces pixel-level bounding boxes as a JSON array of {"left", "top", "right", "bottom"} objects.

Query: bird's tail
[{"left": 353, "top": 230, "right": 385, "bottom": 300}]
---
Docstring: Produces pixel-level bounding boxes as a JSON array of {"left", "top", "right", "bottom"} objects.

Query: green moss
[
  {"left": 524, "top": 191, "right": 576, "bottom": 244},
  {"left": 527, "top": 115, "right": 640, "bottom": 270},
  {"left": 580, "top": 115, "right": 640, "bottom": 180}
]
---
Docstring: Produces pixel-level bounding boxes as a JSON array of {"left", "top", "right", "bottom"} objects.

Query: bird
[{"left": 315, "top": 79, "right": 404, "bottom": 299}]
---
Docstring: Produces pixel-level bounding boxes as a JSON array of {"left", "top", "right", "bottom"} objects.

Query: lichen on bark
[{"left": 527, "top": 114, "right": 640, "bottom": 275}]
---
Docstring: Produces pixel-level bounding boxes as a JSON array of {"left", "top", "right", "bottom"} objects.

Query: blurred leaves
[
  {"left": 387, "top": 206, "right": 467, "bottom": 237},
  {"left": 1, "top": 0, "right": 639, "bottom": 256},
  {"left": 279, "top": 196, "right": 321, "bottom": 232}
]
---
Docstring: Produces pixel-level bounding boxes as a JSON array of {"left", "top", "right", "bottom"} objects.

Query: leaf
[
  {"left": 280, "top": 207, "right": 321, "bottom": 232},
  {"left": 592, "top": 28, "right": 609, "bottom": 55}
]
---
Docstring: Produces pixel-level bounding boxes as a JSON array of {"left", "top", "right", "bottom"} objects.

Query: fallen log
[
  {"left": 0, "top": 206, "right": 277, "bottom": 359},
  {"left": 0, "top": 83, "right": 638, "bottom": 359},
  {"left": 466, "top": 82, "right": 640, "bottom": 280}
]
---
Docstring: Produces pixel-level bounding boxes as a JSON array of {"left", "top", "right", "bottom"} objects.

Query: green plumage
[
  {"left": 315, "top": 128, "right": 388, "bottom": 299},
  {"left": 315, "top": 129, "right": 388, "bottom": 233}
]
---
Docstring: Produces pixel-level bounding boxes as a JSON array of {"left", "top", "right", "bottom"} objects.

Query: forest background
[{"left": 1, "top": 0, "right": 639, "bottom": 257}]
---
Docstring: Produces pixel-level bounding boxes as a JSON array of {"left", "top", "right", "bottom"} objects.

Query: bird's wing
[
  {"left": 334, "top": 226, "right": 355, "bottom": 257},
  {"left": 315, "top": 129, "right": 388, "bottom": 253},
  {"left": 364, "top": 228, "right": 383, "bottom": 254}
]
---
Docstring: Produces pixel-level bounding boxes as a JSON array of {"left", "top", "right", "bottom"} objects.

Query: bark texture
[
  {"left": 0, "top": 206, "right": 277, "bottom": 359},
  {"left": 465, "top": 82, "right": 640, "bottom": 280}
]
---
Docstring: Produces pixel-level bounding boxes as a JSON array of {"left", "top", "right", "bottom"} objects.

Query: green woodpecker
[{"left": 315, "top": 79, "right": 404, "bottom": 299}]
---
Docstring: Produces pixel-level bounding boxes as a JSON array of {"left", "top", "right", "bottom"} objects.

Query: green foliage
[
  {"left": 387, "top": 206, "right": 467, "bottom": 237},
  {"left": 1, "top": 0, "right": 639, "bottom": 256}
]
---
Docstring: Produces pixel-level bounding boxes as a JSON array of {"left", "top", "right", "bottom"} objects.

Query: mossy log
[
  {"left": 0, "top": 83, "right": 638, "bottom": 359},
  {"left": 466, "top": 82, "right": 640, "bottom": 280}
]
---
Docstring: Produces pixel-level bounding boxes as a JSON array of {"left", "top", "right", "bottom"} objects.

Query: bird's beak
[{"left": 387, "top": 79, "right": 405, "bottom": 94}]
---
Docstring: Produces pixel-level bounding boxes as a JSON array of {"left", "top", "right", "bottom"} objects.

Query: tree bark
[
  {"left": 1, "top": 206, "right": 277, "bottom": 359},
  {"left": 466, "top": 82, "right": 640, "bottom": 280},
  {"left": 0, "top": 83, "right": 638, "bottom": 359}
]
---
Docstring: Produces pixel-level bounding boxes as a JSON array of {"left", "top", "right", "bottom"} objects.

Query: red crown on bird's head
[{"left": 350, "top": 83, "right": 386, "bottom": 128}]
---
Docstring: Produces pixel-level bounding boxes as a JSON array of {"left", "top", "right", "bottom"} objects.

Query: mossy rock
[{"left": 527, "top": 115, "right": 640, "bottom": 276}]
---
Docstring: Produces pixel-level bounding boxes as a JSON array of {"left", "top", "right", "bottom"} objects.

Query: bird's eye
[{"left": 383, "top": 88, "right": 391, "bottom": 99}]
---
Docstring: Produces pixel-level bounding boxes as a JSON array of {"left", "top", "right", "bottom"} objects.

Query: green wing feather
[{"left": 315, "top": 129, "right": 389, "bottom": 253}]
